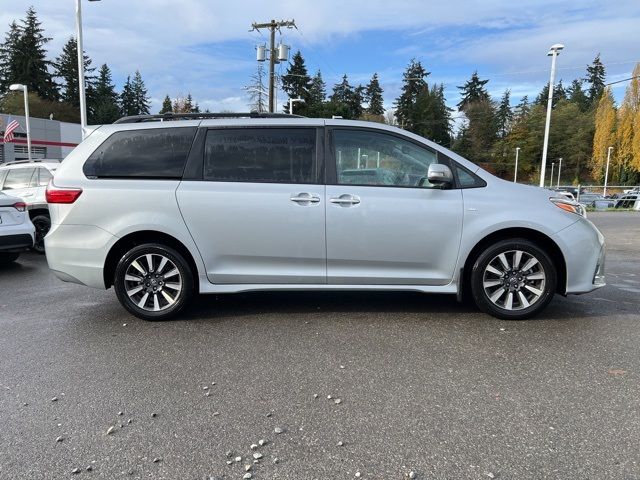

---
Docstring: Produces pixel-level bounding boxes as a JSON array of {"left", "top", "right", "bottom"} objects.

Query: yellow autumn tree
[
  {"left": 624, "top": 64, "right": 640, "bottom": 174},
  {"left": 591, "top": 88, "right": 617, "bottom": 181}
]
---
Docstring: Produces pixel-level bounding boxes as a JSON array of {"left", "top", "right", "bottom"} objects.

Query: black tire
[
  {"left": 470, "top": 238, "right": 557, "bottom": 320},
  {"left": 31, "top": 214, "right": 51, "bottom": 254},
  {"left": 114, "top": 243, "right": 194, "bottom": 321},
  {"left": 0, "top": 252, "right": 20, "bottom": 265}
]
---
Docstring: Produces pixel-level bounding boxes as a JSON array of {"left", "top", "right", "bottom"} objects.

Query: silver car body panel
[{"left": 45, "top": 118, "right": 605, "bottom": 298}]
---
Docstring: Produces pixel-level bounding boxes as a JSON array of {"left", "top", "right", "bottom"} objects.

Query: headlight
[{"left": 550, "top": 197, "right": 586, "bottom": 217}]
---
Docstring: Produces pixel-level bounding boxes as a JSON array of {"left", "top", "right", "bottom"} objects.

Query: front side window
[
  {"left": 204, "top": 128, "right": 316, "bottom": 184},
  {"left": 332, "top": 129, "right": 439, "bottom": 188},
  {"left": 3, "top": 168, "right": 35, "bottom": 190},
  {"left": 83, "top": 127, "right": 196, "bottom": 179}
]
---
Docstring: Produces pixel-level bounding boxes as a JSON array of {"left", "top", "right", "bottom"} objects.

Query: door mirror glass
[{"left": 427, "top": 164, "right": 453, "bottom": 187}]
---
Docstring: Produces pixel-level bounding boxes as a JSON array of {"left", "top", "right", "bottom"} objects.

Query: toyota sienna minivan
[{"left": 45, "top": 113, "right": 605, "bottom": 321}]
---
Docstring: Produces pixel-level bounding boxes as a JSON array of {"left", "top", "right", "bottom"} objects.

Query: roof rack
[
  {"left": 113, "top": 112, "right": 304, "bottom": 124},
  {"left": 1, "top": 159, "right": 60, "bottom": 166}
]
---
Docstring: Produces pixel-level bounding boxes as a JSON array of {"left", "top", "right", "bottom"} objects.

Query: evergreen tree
[
  {"left": 535, "top": 81, "right": 566, "bottom": 108},
  {"left": 129, "top": 70, "right": 150, "bottom": 115},
  {"left": 159, "top": 95, "right": 173, "bottom": 114},
  {"left": 120, "top": 75, "right": 135, "bottom": 116},
  {"left": 496, "top": 89, "right": 513, "bottom": 138},
  {"left": 90, "top": 64, "right": 120, "bottom": 124},
  {"left": 306, "top": 70, "right": 326, "bottom": 117},
  {"left": 567, "top": 79, "right": 589, "bottom": 112},
  {"left": 55, "top": 37, "right": 94, "bottom": 108},
  {"left": 14, "top": 7, "right": 58, "bottom": 100},
  {"left": 413, "top": 84, "right": 451, "bottom": 146},
  {"left": 184, "top": 93, "right": 194, "bottom": 112},
  {"left": 0, "top": 21, "right": 22, "bottom": 92},
  {"left": 329, "top": 74, "right": 358, "bottom": 119},
  {"left": 365, "top": 73, "right": 384, "bottom": 116},
  {"left": 456, "top": 71, "right": 489, "bottom": 111},
  {"left": 245, "top": 63, "right": 268, "bottom": 113},
  {"left": 394, "top": 59, "right": 429, "bottom": 129},
  {"left": 585, "top": 54, "right": 606, "bottom": 106},
  {"left": 281, "top": 51, "right": 311, "bottom": 114},
  {"left": 514, "top": 95, "right": 530, "bottom": 119}
]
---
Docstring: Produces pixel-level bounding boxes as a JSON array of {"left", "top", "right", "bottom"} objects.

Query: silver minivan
[{"left": 45, "top": 113, "right": 605, "bottom": 321}]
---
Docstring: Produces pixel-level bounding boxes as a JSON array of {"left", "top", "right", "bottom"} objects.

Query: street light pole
[
  {"left": 557, "top": 157, "right": 562, "bottom": 187},
  {"left": 288, "top": 97, "right": 304, "bottom": 114},
  {"left": 550, "top": 162, "right": 555, "bottom": 188},
  {"left": 539, "top": 43, "right": 564, "bottom": 188},
  {"left": 514, "top": 147, "right": 520, "bottom": 183},
  {"left": 9, "top": 84, "right": 31, "bottom": 161},
  {"left": 603, "top": 146, "right": 613, "bottom": 197},
  {"left": 75, "top": 0, "right": 87, "bottom": 137}
]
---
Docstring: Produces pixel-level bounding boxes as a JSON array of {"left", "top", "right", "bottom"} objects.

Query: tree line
[
  {"left": 0, "top": 7, "right": 150, "bottom": 123},
  {"left": 260, "top": 50, "right": 640, "bottom": 185}
]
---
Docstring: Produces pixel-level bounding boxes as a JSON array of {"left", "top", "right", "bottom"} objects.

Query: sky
[{"left": 1, "top": 0, "right": 639, "bottom": 115}]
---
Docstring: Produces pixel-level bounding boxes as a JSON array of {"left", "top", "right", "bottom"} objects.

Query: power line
[{"left": 606, "top": 75, "right": 640, "bottom": 86}]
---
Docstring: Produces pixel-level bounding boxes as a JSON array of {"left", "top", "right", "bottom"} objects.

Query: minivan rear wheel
[
  {"left": 470, "top": 238, "right": 557, "bottom": 320},
  {"left": 114, "top": 244, "right": 194, "bottom": 321}
]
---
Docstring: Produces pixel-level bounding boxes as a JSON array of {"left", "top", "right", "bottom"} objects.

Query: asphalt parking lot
[{"left": 1, "top": 212, "right": 639, "bottom": 479}]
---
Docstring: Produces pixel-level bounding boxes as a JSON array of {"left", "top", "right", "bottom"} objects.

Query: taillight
[
  {"left": 46, "top": 184, "right": 83, "bottom": 204},
  {"left": 12, "top": 202, "right": 27, "bottom": 212}
]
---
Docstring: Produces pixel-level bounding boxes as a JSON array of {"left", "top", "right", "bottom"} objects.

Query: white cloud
[{"left": 1, "top": 0, "right": 638, "bottom": 112}]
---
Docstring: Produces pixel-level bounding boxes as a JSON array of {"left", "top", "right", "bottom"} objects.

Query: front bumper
[{"left": 553, "top": 217, "right": 606, "bottom": 294}]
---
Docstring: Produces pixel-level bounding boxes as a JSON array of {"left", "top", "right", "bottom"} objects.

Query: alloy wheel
[
  {"left": 482, "top": 249, "right": 546, "bottom": 311},
  {"left": 123, "top": 253, "right": 182, "bottom": 312}
]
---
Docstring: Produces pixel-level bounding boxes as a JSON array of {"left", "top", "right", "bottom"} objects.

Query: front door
[
  {"left": 177, "top": 127, "right": 326, "bottom": 284},
  {"left": 325, "top": 128, "right": 463, "bottom": 285}
]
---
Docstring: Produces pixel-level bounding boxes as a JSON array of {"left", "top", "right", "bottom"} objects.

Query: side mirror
[{"left": 427, "top": 163, "right": 454, "bottom": 187}]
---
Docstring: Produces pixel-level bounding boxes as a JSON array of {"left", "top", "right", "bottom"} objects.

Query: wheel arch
[
  {"left": 103, "top": 230, "right": 200, "bottom": 289},
  {"left": 461, "top": 227, "right": 567, "bottom": 297},
  {"left": 28, "top": 207, "right": 50, "bottom": 219}
]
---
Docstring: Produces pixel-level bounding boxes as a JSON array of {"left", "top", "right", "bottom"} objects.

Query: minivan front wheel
[
  {"left": 470, "top": 239, "right": 557, "bottom": 320},
  {"left": 114, "top": 244, "right": 194, "bottom": 321}
]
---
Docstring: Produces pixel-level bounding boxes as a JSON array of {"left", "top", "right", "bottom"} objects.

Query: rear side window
[
  {"left": 38, "top": 168, "right": 53, "bottom": 186},
  {"left": 83, "top": 127, "right": 196, "bottom": 179},
  {"left": 204, "top": 128, "right": 316, "bottom": 184},
  {"left": 3, "top": 168, "right": 35, "bottom": 190}
]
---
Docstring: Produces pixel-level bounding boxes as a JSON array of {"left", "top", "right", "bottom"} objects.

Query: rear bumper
[
  {"left": 0, "top": 233, "right": 34, "bottom": 251},
  {"left": 45, "top": 223, "right": 116, "bottom": 288}
]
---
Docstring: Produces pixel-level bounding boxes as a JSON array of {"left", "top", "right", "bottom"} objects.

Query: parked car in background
[
  {"left": 45, "top": 113, "right": 605, "bottom": 321},
  {"left": 0, "top": 159, "right": 60, "bottom": 252},
  {"left": 577, "top": 193, "right": 615, "bottom": 208},
  {"left": 0, "top": 192, "right": 34, "bottom": 264},
  {"left": 615, "top": 193, "right": 640, "bottom": 210},
  {"left": 552, "top": 190, "right": 575, "bottom": 202}
]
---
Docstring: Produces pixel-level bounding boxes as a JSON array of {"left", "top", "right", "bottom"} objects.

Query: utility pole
[
  {"left": 250, "top": 19, "right": 296, "bottom": 113},
  {"left": 557, "top": 157, "right": 562, "bottom": 187},
  {"left": 514, "top": 147, "right": 520, "bottom": 183}
]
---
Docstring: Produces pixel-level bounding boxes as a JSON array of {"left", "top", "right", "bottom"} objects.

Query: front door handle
[
  {"left": 329, "top": 194, "right": 361, "bottom": 206},
  {"left": 290, "top": 193, "right": 320, "bottom": 205}
]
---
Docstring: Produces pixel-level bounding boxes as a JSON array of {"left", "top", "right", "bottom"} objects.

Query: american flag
[{"left": 3, "top": 117, "right": 20, "bottom": 143}]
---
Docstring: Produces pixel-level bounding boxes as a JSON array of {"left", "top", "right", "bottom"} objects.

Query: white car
[
  {"left": 45, "top": 113, "right": 605, "bottom": 321},
  {"left": 0, "top": 192, "right": 35, "bottom": 264},
  {"left": 0, "top": 159, "right": 60, "bottom": 252}
]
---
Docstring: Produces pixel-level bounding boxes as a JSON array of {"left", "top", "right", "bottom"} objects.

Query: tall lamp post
[
  {"left": 603, "top": 146, "right": 613, "bottom": 197},
  {"left": 288, "top": 97, "right": 304, "bottom": 115},
  {"left": 514, "top": 147, "right": 520, "bottom": 183},
  {"left": 76, "top": 0, "right": 100, "bottom": 138},
  {"left": 550, "top": 162, "right": 555, "bottom": 188},
  {"left": 8, "top": 84, "right": 32, "bottom": 161},
  {"left": 539, "top": 43, "right": 564, "bottom": 188},
  {"left": 557, "top": 157, "right": 562, "bottom": 187}
]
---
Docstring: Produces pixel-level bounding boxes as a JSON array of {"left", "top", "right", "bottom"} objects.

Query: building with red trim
[{"left": 0, "top": 114, "right": 81, "bottom": 164}]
